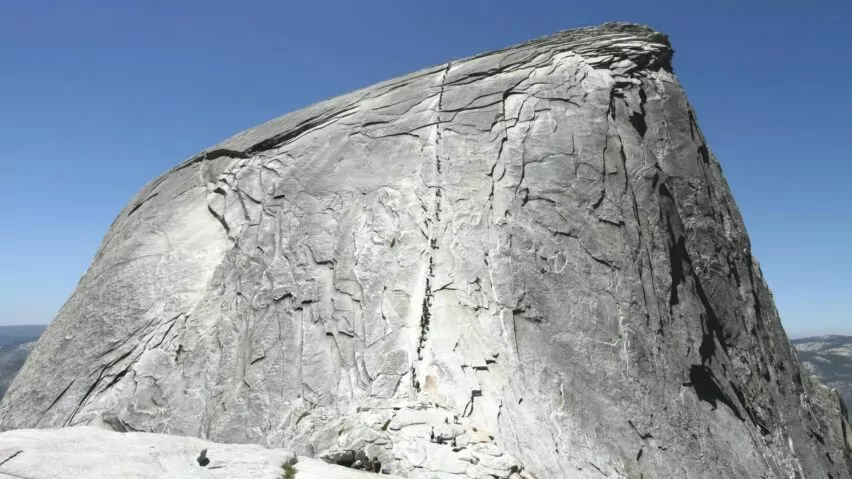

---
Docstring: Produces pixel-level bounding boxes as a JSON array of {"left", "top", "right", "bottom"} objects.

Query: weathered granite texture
[
  {"left": 0, "top": 426, "right": 400, "bottom": 478},
  {"left": 1, "top": 22, "right": 849, "bottom": 478}
]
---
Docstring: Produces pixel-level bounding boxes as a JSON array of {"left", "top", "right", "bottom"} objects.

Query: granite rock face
[{"left": 1, "top": 22, "right": 849, "bottom": 478}]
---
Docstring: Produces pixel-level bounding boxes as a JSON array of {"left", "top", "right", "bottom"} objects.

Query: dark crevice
[
  {"left": 688, "top": 365, "right": 744, "bottom": 421},
  {"left": 608, "top": 88, "right": 619, "bottom": 120},
  {"left": 693, "top": 271, "right": 726, "bottom": 361},
  {"left": 534, "top": 96, "right": 581, "bottom": 107},
  {"left": 360, "top": 120, "right": 392, "bottom": 128},
  {"left": 493, "top": 137, "right": 508, "bottom": 174},
  {"left": 100, "top": 367, "right": 131, "bottom": 393},
  {"left": 149, "top": 315, "right": 182, "bottom": 351},
  {"left": 64, "top": 369, "right": 107, "bottom": 426},
  {"left": 203, "top": 148, "right": 250, "bottom": 161},
  {"left": 126, "top": 192, "right": 159, "bottom": 217},
  {"left": 208, "top": 204, "right": 230, "bottom": 234},
  {"left": 727, "top": 253, "right": 742, "bottom": 288},
  {"left": 355, "top": 130, "right": 422, "bottom": 141},
  {"left": 629, "top": 111, "right": 647, "bottom": 138},
  {"left": 462, "top": 391, "right": 481, "bottom": 417},
  {"left": 687, "top": 110, "right": 697, "bottom": 140},
  {"left": 444, "top": 59, "right": 530, "bottom": 87},
  {"left": 642, "top": 47, "right": 674, "bottom": 73},
  {"left": 659, "top": 184, "right": 684, "bottom": 307},
  {"left": 730, "top": 379, "right": 763, "bottom": 429},
  {"left": 0, "top": 450, "right": 22, "bottom": 467},
  {"left": 668, "top": 236, "right": 686, "bottom": 307},
  {"left": 698, "top": 144, "right": 710, "bottom": 164},
  {"left": 96, "top": 318, "right": 156, "bottom": 360},
  {"left": 172, "top": 147, "right": 250, "bottom": 175},
  {"left": 43, "top": 379, "right": 75, "bottom": 415},
  {"left": 629, "top": 84, "right": 648, "bottom": 138},
  {"left": 102, "top": 347, "right": 136, "bottom": 374},
  {"left": 584, "top": 249, "right": 617, "bottom": 270},
  {"left": 628, "top": 419, "right": 654, "bottom": 440},
  {"left": 245, "top": 106, "right": 359, "bottom": 154}
]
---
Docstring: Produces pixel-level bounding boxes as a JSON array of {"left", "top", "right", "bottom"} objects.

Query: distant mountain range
[
  {"left": 0, "top": 325, "right": 46, "bottom": 346},
  {"left": 0, "top": 325, "right": 46, "bottom": 398},
  {"left": 792, "top": 335, "right": 852, "bottom": 419}
]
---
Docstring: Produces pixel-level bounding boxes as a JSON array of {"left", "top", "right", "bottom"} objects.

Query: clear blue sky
[{"left": 1, "top": 0, "right": 849, "bottom": 338}]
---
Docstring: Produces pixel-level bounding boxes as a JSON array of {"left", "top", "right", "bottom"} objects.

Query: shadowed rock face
[{"left": 1, "top": 22, "right": 849, "bottom": 478}]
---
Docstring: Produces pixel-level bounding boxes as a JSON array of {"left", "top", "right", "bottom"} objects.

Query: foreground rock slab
[
  {"left": 1, "top": 22, "right": 850, "bottom": 478},
  {"left": 0, "top": 427, "right": 399, "bottom": 478}
]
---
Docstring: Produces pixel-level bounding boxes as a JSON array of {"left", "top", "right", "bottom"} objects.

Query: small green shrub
[{"left": 282, "top": 463, "right": 297, "bottom": 479}]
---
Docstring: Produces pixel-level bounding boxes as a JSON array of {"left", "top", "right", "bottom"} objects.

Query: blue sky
[{"left": 1, "top": 0, "right": 849, "bottom": 338}]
